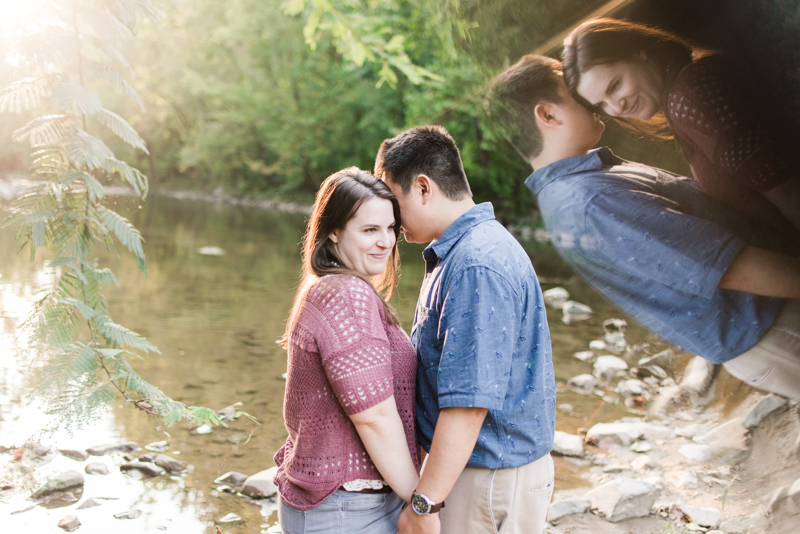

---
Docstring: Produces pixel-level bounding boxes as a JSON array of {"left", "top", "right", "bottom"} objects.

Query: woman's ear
[{"left": 329, "top": 231, "right": 339, "bottom": 244}]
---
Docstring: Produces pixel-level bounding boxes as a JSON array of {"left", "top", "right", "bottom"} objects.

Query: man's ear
[
  {"left": 414, "top": 174, "right": 434, "bottom": 205},
  {"left": 534, "top": 102, "right": 561, "bottom": 128}
]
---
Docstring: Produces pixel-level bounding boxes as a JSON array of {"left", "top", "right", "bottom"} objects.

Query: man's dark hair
[
  {"left": 374, "top": 125, "right": 472, "bottom": 200},
  {"left": 486, "top": 55, "right": 563, "bottom": 160}
]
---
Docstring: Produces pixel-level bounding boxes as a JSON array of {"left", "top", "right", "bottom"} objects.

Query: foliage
[{"left": 1, "top": 0, "right": 225, "bottom": 432}]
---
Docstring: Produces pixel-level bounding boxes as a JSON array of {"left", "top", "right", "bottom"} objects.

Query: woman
[
  {"left": 274, "top": 167, "right": 419, "bottom": 534},
  {"left": 562, "top": 18, "right": 800, "bottom": 238}
]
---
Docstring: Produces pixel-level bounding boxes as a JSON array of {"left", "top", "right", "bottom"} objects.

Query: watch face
[{"left": 411, "top": 493, "right": 430, "bottom": 515}]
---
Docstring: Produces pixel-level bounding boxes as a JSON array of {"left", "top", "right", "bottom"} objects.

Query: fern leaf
[
  {"left": 0, "top": 76, "right": 57, "bottom": 113},
  {"left": 98, "top": 206, "right": 145, "bottom": 261},
  {"left": 91, "top": 267, "right": 118, "bottom": 286},
  {"left": 96, "top": 318, "right": 160, "bottom": 353},
  {"left": 95, "top": 109, "right": 148, "bottom": 153},
  {"left": 64, "top": 131, "right": 114, "bottom": 170},
  {"left": 13, "top": 115, "right": 81, "bottom": 147},
  {"left": 51, "top": 82, "right": 104, "bottom": 116},
  {"left": 102, "top": 157, "right": 148, "bottom": 196},
  {"left": 56, "top": 296, "right": 97, "bottom": 320},
  {"left": 90, "top": 62, "right": 144, "bottom": 110}
]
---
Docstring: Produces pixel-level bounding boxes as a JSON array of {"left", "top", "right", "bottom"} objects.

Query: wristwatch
[{"left": 410, "top": 490, "right": 445, "bottom": 515}]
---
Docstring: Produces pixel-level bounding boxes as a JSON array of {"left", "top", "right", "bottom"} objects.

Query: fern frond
[
  {"left": 51, "top": 82, "right": 104, "bottom": 116},
  {"left": 9, "top": 29, "right": 77, "bottom": 71},
  {"left": 0, "top": 76, "right": 58, "bottom": 113},
  {"left": 56, "top": 296, "right": 97, "bottom": 320},
  {"left": 95, "top": 317, "right": 160, "bottom": 353},
  {"left": 97, "top": 205, "right": 145, "bottom": 262},
  {"left": 91, "top": 267, "right": 118, "bottom": 286},
  {"left": 95, "top": 108, "right": 148, "bottom": 153},
  {"left": 90, "top": 61, "right": 144, "bottom": 110},
  {"left": 102, "top": 156, "right": 148, "bottom": 196},
  {"left": 13, "top": 115, "right": 81, "bottom": 147},
  {"left": 64, "top": 131, "right": 114, "bottom": 170}
]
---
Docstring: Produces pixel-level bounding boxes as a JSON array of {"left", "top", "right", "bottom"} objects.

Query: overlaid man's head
[
  {"left": 374, "top": 125, "right": 472, "bottom": 243},
  {"left": 487, "top": 54, "right": 605, "bottom": 165}
]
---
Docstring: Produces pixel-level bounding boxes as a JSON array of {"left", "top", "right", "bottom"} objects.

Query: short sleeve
[
  {"left": 436, "top": 267, "right": 519, "bottom": 410},
  {"left": 584, "top": 189, "right": 745, "bottom": 299},
  {"left": 308, "top": 277, "right": 395, "bottom": 416}
]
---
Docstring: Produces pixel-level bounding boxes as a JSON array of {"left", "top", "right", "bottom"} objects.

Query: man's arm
[
  {"left": 718, "top": 245, "right": 800, "bottom": 298},
  {"left": 398, "top": 406, "right": 487, "bottom": 534},
  {"left": 763, "top": 180, "right": 800, "bottom": 232}
]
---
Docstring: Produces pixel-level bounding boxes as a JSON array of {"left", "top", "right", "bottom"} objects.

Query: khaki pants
[
  {"left": 723, "top": 299, "right": 800, "bottom": 401},
  {"left": 440, "top": 453, "right": 554, "bottom": 534}
]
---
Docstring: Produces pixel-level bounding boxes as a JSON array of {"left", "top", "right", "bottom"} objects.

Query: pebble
[
  {"left": 741, "top": 395, "right": 787, "bottom": 430},
  {"left": 85, "top": 462, "right": 110, "bottom": 475},
  {"left": 196, "top": 424, "right": 213, "bottom": 434},
  {"left": 553, "top": 431, "right": 584, "bottom": 457},
  {"left": 546, "top": 498, "right": 591, "bottom": 523},
  {"left": 114, "top": 509, "right": 143, "bottom": 519},
  {"left": 58, "top": 515, "right": 81, "bottom": 532},
  {"left": 145, "top": 440, "right": 170, "bottom": 452},
  {"left": 198, "top": 246, "right": 225, "bottom": 256},
  {"left": 542, "top": 287, "right": 569, "bottom": 308},
  {"left": 31, "top": 470, "right": 84, "bottom": 499},
  {"left": 589, "top": 340, "right": 607, "bottom": 351},
  {"left": 240, "top": 466, "right": 279, "bottom": 498},
  {"left": 59, "top": 449, "right": 90, "bottom": 461},
  {"left": 567, "top": 374, "right": 597, "bottom": 393},
  {"left": 557, "top": 403, "right": 574, "bottom": 412},
  {"left": 120, "top": 461, "right": 166, "bottom": 478},
  {"left": 679, "top": 357, "right": 715, "bottom": 394},
  {"left": 678, "top": 503, "right": 722, "bottom": 528},
  {"left": 678, "top": 444, "right": 713, "bottom": 463},
  {"left": 214, "top": 471, "right": 250, "bottom": 490},
  {"left": 77, "top": 498, "right": 102, "bottom": 509},
  {"left": 587, "top": 478, "right": 660, "bottom": 522},
  {"left": 592, "top": 355, "right": 628, "bottom": 380},
  {"left": 630, "top": 441, "right": 652, "bottom": 453},
  {"left": 219, "top": 513, "right": 242, "bottom": 522},
  {"left": 573, "top": 350, "right": 595, "bottom": 362},
  {"left": 86, "top": 442, "right": 141, "bottom": 456}
]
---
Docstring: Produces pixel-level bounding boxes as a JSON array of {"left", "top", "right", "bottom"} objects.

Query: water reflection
[{"left": 2, "top": 194, "right": 677, "bottom": 532}]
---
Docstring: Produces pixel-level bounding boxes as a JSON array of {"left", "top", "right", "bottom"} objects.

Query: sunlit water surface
[{"left": 0, "top": 194, "right": 675, "bottom": 533}]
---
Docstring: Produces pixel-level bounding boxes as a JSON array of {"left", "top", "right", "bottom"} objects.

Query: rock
[
  {"left": 767, "top": 486, "right": 789, "bottom": 513},
  {"left": 114, "top": 509, "right": 142, "bottom": 519},
  {"left": 678, "top": 444, "right": 713, "bottom": 463},
  {"left": 120, "top": 461, "right": 166, "bottom": 478},
  {"left": 567, "top": 374, "right": 597, "bottom": 393},
  {"left": 23, "top": 441, "right": 57, "bottom": 466},
  {"left": 631, "top": 455, "right": 658, "bottom": 470},
  {"left": 573, "top": 351, "right": 595, "bottom": 362},
  {"left": 86, "top": 442, "right": 140, "bottom": 456},
  {"left": 673, "top": 469, "right": 699, "bottom": 488},
  {"left": 543, "top": 287, "right": 569, "bottom": 308},
  {"left": 219, "top": 513, "right": 242, "bottom": 522},
  {"left": 77, "top": 498, "right": 102, "bottom": 509},
  {"left": 198, "top": 246, "right": 225, "bottom": 256},
  {"left": 59, "top": 449, "right": 89, "bottom": 461},
  {"left": 58, "top": 515, "right": 81, "bottom": 532},
  {"left": 680, "top": 357, "right": 715, "bottom": 393},
  {"left": 153, "top": 454, "right": 185, "bottom": 473},
  {"left": 616, "top": 379, "right": 649, "bottom": 397},
  {"left": 585, "top": 421, "right": 671, "bottom": 447},
  {"left": 553, "top": 431, "right": 584, "bottom": 457},
  {"left": 741, "top": 395, "right": 787, "bottom": 430},
  {"left": 240, "top": 466, "right": 279, "bottom": 498},
  {"left": 719, "top": 516, "right": 751, "bottom": 534},
  {"left": 603, "top": 319, "right": 627, "bottom": 353},
  {"left": 630, "top": 441, "right": 652, "bottom": 453},
  {"left": 547, "top": 498, "right": 591, "bottom": 523},
  {"left": 85, "top": 462, "right": 109, "bottom": 475},
  {"left": 214, "top": 471, "right": 250, "bottom": 490},
  {"left": 593, "top": 355, "right": 628, "bottom": 380},
  {"left": 638, "top": 365, "right": 668, "bottom": 380},
  {"left": 701, "top": 418, "right": 749, "bottom": 463},
  {"left": 638, "top": 348, "right": 677, "bottom": 370},
  {"left": 789, "top": 478, "right": 800, "bottom": 503},
  {"left": 676, "top": 423, "right": 705, "bottom": 438},
  {"left": 624, "top": 343, "right": 649, "bottom": 361},
  {"left": 145, "top": 441, "right": 169, "bottom": 452},
  {"left": 562, "top": 301, "right": 592, "bottom": 315},
  {"left": 138, "top": 452, "right": 157, "bottom": 462},
  {"left": 678, "top": 503, "right": 722, "bottom": 528},
  {"left": 31, "top": 471, "right": 84, "bottom": 499},
  {"left": 196, "top": 424, "right": 213, "bottom": 434},
  {"left": 589, "top": 340, "right": 607, "bottom": 351},
  {"left": 558, "top": 404, "right": 574, "bottom": 412},
  {"left": 586, "top": 478, "right": 660, "bottom": 522}
]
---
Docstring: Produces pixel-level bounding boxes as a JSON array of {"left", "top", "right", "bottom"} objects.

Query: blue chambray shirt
[
  {"left": 411, "top": 202, "right": 555, "bottom": 469},
  {"left": 526, "top": 148, "right": 787, "bottom": 364}
]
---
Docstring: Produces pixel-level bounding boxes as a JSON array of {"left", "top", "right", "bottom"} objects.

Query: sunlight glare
[{"left": 0, "top": 0, "right": 49, "bottom": 35}]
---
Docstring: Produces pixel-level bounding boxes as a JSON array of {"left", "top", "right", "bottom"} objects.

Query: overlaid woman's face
[
  {"left": 330, "top": 197, "right": 396, "bottom": 278},
  {"left": 576, "top": 58, "right": 664, "bottom": 120}
]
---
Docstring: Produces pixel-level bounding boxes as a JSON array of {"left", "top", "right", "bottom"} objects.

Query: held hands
[{"left": 398, "top": 505, "right": 440, "bottom": 534}]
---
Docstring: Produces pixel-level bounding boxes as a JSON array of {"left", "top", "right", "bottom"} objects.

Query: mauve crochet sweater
[{"left": 274, "top": 274, "right": 419, "bottom": 510}]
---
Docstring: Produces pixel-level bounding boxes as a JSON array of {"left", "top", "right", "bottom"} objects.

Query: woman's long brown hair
[{"left": 280, "top": 167, "right": 401, "bottom": 348}]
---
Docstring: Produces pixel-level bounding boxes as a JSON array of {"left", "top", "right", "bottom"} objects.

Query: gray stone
[
  {"left": 77, "top": 498, "right": 102, "bottom": 509},
  {"left": 151, "top": 454, "right": 185, "bottom": 473},
  {"left": 114, "top": 509, "right": 142, "bottom": 519},
  {"left": 701, "top": 418, "right": 749, "bottom": 463},
  {"left": 219, "top": 513, "right": 242, "bottom": 522},
  {"left": 719, "top": 516, "right": 751, "bottom": 534},
  {"left": 741, "top": 395, "right": 787, "bottom": 430},
  {"left": 767, "top": 486, "right": 788, "bottom": 513},
  {"left": 678, "top": 444, "right": 713, "bottom": 463},
  {"left": 240, "top": 466, "right": 279, "bottom": 498},
  {"left": 543, "top": 287, "right": 569, "bottom": 308},
  {"left": 789, "top": 478, "right": 800, "bottom": 503},
  {"left": 120, "top": 461, "right": 166, "bottom": 478},
  {"left": 31, "top": 471, "right": 84, "bottom": 499},
  {"left": 586, "top": 478, "right": 660, "bottom": 522},
  {"left": 214, "top": 471, "right": 250, "bottom": 489},
  {"left": 586, "top": 421, "right": 671, "bottom": 447},
  {"left": 616, "top": 379, "right": 649, "bottom": 397},
  {"left": 145, "top": 440, "right": 169, "bottom": 452},
  {"left": 562, "top": 300, "right": 592, "bottom": 316},
  {"left": 630, "top": 441, "right": 652, "bottom": 453},
  {"left": 58, "top": 515, "right": 81, "bottom": 532},
  {"left": 85, "top": 462, "right": 109, "bottom": 475},
  {"left": 631, "top": 455, "right": 658, "bottom": 470},
  {"left": 59, "top": 449, "right": 89, "bottom": 461},
  {"left": 638, "top": 348, "right": 677, "bottom": 370},
  {"left": 567, "top": 374, "right": 597, "bottom": 393},
  {"left": 678, "top": 503, "right": 722, "bottom": 528},
  {"left": 547, "top": 498, "right": 591, "bottom": 523},
  {"left": 86, "top": 442, "right": 140, "bottom": 456},
  {"left": 195, "top": 424, "right": 213, "bottom": 434},
  {"left": 553, "top": 431, "right": 584, "bottom": 457},
  {"left": 573, "top": 351, "right": 595, "bottom": 362},
  {"left": 593, "top": 355, "right": 628, "bottom": 380},
  {"left": 24, "top": 441, "right": 57, "bottom": 466},
  {"left": 589, "top": 340, "right": 606, "bottom": 351},
  {"left": 680, "top": 357, "right": 715, "bottom": 393}
]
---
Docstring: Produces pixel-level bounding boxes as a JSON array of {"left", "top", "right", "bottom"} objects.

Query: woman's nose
[
  {"left": 376, "top": 230, "right": 393, "bottom": 248},
  {"left": 607, "top": 97, "right": 625, "bottom": 116}
]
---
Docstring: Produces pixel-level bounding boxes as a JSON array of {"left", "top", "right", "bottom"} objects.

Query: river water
[{"left": 0, "top": 194, "right": 678, "bottom": 533}]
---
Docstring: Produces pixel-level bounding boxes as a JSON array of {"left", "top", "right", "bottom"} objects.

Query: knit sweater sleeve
[
  {"left": 305, "top": 275, "right": 395, "bottom": 416},
  {"left": 667, "top": 55, "right": 789, "bottom": 193}
]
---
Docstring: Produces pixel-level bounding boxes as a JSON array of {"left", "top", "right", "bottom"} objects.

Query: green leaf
[
  {"left": 56, "top": 297, "right": 97, "bottom": 320},
  {"left": 64, "top": 131, "right": 114, "bottom": 170},
  {"left": 0, "top": 76, "right": 57, "bottom": 113},
  {"left": 98, "top": 206, "right": 146, "bottom": 262},
  {"left": 13, "top": 115, "right": 81, "bottom": 147},
  {"left": 95, "top": 108, "right": 148, "bottom": 153},
  {"left": 51, "top": 82, "right": 104, "bottom": 116},
  {"left": 97, "top": 319, "right": 160, "bottom": 353}
]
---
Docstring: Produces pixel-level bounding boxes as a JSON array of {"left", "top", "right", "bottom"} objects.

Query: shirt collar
[
  {"left": 424, "top": 202, "right": 495, "bottom": 262},
  {"left": 524, "top": 147, "right": 622, "bottom": 194}
]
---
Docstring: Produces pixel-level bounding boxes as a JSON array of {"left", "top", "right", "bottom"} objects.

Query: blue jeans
[{"left": 279, "top": 490, "right": 404, "bottom": 534}]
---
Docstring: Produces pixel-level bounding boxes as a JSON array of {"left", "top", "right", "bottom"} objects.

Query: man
[
  {"left": 487, "top": 54, "right": 800, "bottom": 400},
  {"left": 374, "top": 125, "right": 556, "bottom": 534}
]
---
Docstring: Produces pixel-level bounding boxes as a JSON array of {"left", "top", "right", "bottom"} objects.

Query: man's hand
[{"left": 398, "top": 505, "right": 441, "bottom": 534}]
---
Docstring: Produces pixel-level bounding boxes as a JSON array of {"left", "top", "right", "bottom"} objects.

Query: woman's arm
[
  {"left": 718, "top": 245, "right": 800, "bottom": 298},
  {"left": 350, "top": 395, "right": 419, "bottom": 503},
  {"left": 764, "top": 180, "right": 800, "bottom": 232}
]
